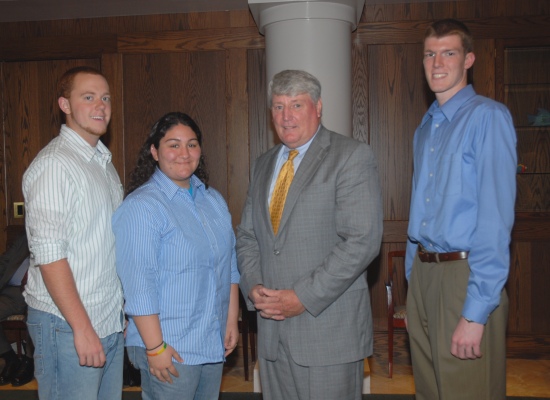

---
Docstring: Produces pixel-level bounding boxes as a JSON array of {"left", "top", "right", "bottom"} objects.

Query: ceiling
[{"left": 0, "top": 0, "right": 455, "bottom": 23}]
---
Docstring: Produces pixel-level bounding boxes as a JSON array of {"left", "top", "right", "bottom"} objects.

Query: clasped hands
[{"left": 249, "top": 285, "right": 305, "bottom": 320}]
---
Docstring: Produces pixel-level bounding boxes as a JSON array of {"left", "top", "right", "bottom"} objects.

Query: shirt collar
[
  {"left": 152, "top": 168, "right": 204, "bottom": 200},
  {"left": 421, "top": 85, "right": 477, "bottom": 128},
  {"left": 59, "top": 124, "right": 112, "bottom": 164}
]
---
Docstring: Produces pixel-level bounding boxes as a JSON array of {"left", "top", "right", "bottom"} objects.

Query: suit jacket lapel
[{"left": 276, "top": 127, "right": 330, "bottom": 234}]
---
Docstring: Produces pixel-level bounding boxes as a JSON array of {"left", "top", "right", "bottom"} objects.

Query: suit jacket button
[{"left": 274, "top": 250, "right": 280, "bottom": 255}]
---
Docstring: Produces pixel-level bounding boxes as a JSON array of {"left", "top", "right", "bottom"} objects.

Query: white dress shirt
[{"left": 23, "top": 125, "right": 124, "bottom": 338}]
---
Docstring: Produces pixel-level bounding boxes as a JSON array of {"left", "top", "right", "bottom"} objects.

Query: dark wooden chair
[
  {"left": 385, "top": 250, "right": 407, "bottom": 378},
  {"left": 1, "top": 225, "right": 32, "bottom": 356},
  {"left": 1, "top": 294, "right": 28, "bottom": 356}
]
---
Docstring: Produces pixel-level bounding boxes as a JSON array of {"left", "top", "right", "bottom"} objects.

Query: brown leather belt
[{"left": 417, "top": 246, "right": 469, "bottom": 263}]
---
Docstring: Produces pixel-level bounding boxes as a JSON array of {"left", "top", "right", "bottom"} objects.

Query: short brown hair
[
  {"left": 424, "top": 19, "right": 473, "bottom": 54},
  {"left": 57, "top": 66, "right": 106, "bottom": 99}
]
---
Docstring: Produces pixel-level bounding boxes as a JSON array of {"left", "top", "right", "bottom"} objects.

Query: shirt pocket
[{"left": 437, "top": 153, "right": 462, "bottom": 196}]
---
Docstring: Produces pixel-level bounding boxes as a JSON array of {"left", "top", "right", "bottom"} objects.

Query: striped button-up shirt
[
  {"left": 113, "top": 169, "right": 239, "bottom": 365},
  {"left": 23, "top": 125, "right": 124, "bottom": 338}
]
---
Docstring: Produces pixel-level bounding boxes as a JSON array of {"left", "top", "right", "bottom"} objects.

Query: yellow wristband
[{"left": 146, "top": 342, "right": 167, "bottom": 357}]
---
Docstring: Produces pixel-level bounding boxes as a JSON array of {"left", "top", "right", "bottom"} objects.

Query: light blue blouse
[{"left": 113, "top": 169, "right": 239, "bottom": 365}]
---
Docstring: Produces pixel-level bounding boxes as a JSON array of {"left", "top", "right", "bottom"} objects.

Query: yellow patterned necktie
[{"left": 269, "top": 150, "right": 299, "bottom": 234}]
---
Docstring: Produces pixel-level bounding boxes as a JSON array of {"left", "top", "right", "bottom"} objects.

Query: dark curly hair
[{"left": 126, "top": 112, "right": 209, "bottom": 196}]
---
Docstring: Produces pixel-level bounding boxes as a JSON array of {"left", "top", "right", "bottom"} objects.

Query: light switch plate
[{"left": 13, "top": 202, "right": 24, "bottom": 218}]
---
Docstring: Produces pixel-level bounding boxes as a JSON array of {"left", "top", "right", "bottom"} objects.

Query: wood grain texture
[
  {"left": 356, "top": 16, "right": 550, "bottom": 45},
  {"left": 121, "top": 51, "right": 228, "bottom": 197},
  {"left": 118, "top": 27, "right": 264, "bottom": 54},
  {"left": 0, "top": 35, "right": 117, "bottom": 62},
  {"left": 367, "top": 43, "right": 424, "bottom": 221},
  {"left": 226, "top": 48, "right": 250, "bottom": 229},
  {"left": 101, "top": 53, "right": 125, "bottom": 180},
  {"left": 2, "top": 59, "right": 99, "bottom": 227},
  {"left": 0, "top": 10, "right": 255, "bottom": 40},
  {"left": 247, "top": 49, "right": 272, "bottom": 163},
  {"left": 517, "top": 128, "right": 550, "bottom": 175},
  {"left": 516, "top": 175, "right": 550, "bottom": 212}
]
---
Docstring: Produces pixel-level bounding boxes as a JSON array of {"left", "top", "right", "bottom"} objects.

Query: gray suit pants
[{"left": 259, "top": 327, "right": 364, "bottom": 400}]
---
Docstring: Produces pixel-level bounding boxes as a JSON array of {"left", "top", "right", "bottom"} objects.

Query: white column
[{"left": 249, "top": 0, "right": 365, "bottom": 137}]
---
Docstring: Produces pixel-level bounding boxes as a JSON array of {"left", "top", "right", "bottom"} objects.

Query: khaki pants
[{"left": 406, "top": 254, "right": 508, "bottom": 400}]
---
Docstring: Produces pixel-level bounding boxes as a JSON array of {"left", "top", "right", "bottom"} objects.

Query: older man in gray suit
[{"left": 237, "top": 70, "right": 383, "bottom": 400}]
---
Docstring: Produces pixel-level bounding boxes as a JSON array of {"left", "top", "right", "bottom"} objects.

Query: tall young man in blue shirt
[{"left": 405, "top": 19, "right": 516, "bottom": 399}]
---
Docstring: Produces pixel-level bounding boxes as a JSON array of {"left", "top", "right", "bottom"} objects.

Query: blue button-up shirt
[
  {"left": 113, "top": 169, "right": 239, "bottom": 364},
  {"left": 406, "top": 85, "right": 517, "bottom": 324}
]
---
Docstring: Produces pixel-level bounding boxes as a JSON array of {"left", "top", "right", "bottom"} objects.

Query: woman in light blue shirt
[{"left": 113, "top": 112, "right": 240, "bottom": 400}]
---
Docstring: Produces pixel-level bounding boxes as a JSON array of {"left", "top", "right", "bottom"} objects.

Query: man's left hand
[
  {"left": 450, "top": 317, "right": 485, "bottom": 359},
  {"left": 255, "top": 288, "right": 306, "bottom": 320}
]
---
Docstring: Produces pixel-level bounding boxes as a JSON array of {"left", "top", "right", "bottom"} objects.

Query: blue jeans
[
  {"left": 26, "top": 307, "right": 124, "bottom": 400},
  {"left": 127, "top": 346, "right": 223, "bottom": 400}
]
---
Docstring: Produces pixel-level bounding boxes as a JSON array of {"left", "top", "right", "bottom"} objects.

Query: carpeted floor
[{"left": 0, "top": 393, "right": 547, "bottom": 400}]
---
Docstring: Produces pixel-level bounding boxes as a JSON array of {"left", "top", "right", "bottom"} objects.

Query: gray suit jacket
[{"left": 237, "top": 126, "right": 383, "bottom": 367}]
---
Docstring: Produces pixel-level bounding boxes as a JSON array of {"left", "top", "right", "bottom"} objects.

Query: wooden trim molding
[
  {"left": 512, "top": 213, "right": 550, "bottom": 241},
  {"left": 118, "top": 27, "right": 265, "bottom": 53},
  {"left": 356, "top": 16, "right": 550, "bottom": 45},
  {"left": 0, "top": 34, "right": 118, "bottom": 61}
]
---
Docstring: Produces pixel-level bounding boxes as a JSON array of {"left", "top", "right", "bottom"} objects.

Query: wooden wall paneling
[
  {"left": 122, "top": 53, "right": 174, "bottom": 182},
  {"left": 226, "top": 48, "right": 250, "bottom": 228},
  {"left": 117, "top": 27, "right": 264, "bottom": 54},
  {"left": 0, "top": 10, "right": 256, "bottom": 40},
  {"left": 122, "top": 51, "right": 228, "bottom": 196},
  {"left": 517, "top": 127, "right": 550, "bottom": 174},
  {"left": 100, "top": 53, "right": 125, "bottom": 180},
  {"left": 367, "top": 43, "right": 424, "bottom": 221},
  {"left": 516, "top": 175, "right": 550, "bottom": 212},
  {"left": 504, "top": 45, "right": 550, "bottom": 85},
  {"left": 2, "top": 59, "right": 100, "bottom": 224},
  {"left": 506, "top": 85, "right": 550, "bottom": 127},
  {"left": 382, "top": 220, "right": 409, "bottom": 244},
  {"left": 508, "top": 214, "right": 550, "bottom": 335},
  {"left": 471, "top": 39, "right": 496, "bottom": 99},
  {"left": 229, "top": 9, "right": 255, "bottom": 28},
  {"left": 0, "top": 34, "right": 117, "bottom": 62},
  {"left": 512, "top": 214, "right": 550, "bottom": 242},
  {"left": 351, "top": 39, "right": 369, "bottom": 144},
  {"left": 366, "top": 42, "right": 425, "bottom": 320},
  {"left": 506, "top": 334, "right": 550, "bottom": 359},
  {"left": 247, "top": 49, "right": 271, "bottom": 164},
  {"left": 361, "top": 0, "right": 549, "bottom": 24},
  {"left": 508, "top": 241, "right": 532, "bottom": 332},
  {"left": 531, "top": 241, "right": 550, "bottom": 333},
  {"left": 356, "top": 16, "right": 550, "bottom": 47},
  {"left": 0, "top": 63, "right": 7, "bottom": 249}
]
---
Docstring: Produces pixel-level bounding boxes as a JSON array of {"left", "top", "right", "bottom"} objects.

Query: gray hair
[{"left": 268, "top": 70, "right": 321, "bottom": 107}]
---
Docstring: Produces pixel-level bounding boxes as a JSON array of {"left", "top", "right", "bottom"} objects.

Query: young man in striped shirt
[{"left": 22, "top": 66, "right": 125, "bottom": 400}]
